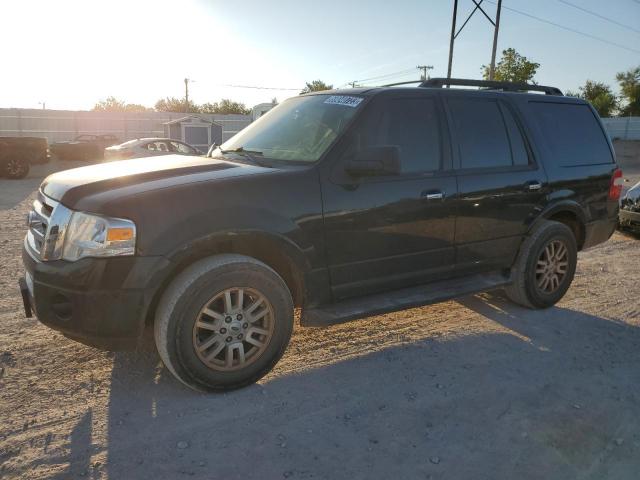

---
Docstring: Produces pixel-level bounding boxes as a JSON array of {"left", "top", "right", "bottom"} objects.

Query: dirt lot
[{"left": 1, "top": 158, "right": 640, "bottom": 480}]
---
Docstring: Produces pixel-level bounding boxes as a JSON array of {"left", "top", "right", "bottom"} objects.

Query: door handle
[
  {"left": 421, "top": 190, "right": 444, "bottom": 200},
  {"left": 525, "top": 181, "right": 542, "bottom": 191}
]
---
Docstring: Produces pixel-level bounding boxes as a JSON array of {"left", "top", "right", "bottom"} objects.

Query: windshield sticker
[{"left": 323, "top": 95, "right": 363, "bottom": 108}]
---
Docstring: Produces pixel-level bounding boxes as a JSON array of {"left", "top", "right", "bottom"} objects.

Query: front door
[{"left": 321, "top": 92, "right": 458, "bottom": 300}]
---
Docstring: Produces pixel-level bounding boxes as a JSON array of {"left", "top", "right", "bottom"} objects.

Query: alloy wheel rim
[
  {"left": 535, "top": 239, "right": 569, "bottom": 294},
  {"left": 192, "top": 287, "right": 274, "bottom": 372},
  {"left": 6, "top": 159, "right": 25, "bottom": 176}
]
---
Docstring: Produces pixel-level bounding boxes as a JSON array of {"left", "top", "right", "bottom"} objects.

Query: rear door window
[
  {"left": 447, "top": 98, "right": 513, "bottom": 169},
  {"left": 529, "top": 102, "right": 613, "bottom": 166}
]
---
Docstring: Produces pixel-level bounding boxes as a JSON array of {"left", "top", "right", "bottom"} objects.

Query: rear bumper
[
  {"left": 619, "top": 208, "right": 640, "bottom": 228},
  {"left": 582, "top": 216, "right": 617, "bottom": 249},
  {"left": 21, "top": 240, "right": 171, "bottom": 350}
]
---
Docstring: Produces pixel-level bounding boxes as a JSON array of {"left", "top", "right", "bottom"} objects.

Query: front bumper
[{"left": 21, "top": 240, "right": 171, "bottom": 350}]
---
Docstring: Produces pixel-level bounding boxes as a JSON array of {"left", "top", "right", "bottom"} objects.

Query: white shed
[{"left": 163, "top": 115, "right": 223, "bottom": 152}]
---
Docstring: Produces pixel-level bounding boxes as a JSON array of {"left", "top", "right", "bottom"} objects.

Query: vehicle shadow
[
  {"left": 102, "top": 299, "right": 640, "bottom": 480},
  {"left": 616, "top": 227, "right": 640, "bottom": 241}
]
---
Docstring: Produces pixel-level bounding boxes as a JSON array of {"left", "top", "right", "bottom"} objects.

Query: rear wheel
[
  {"left": 154, "top": 254, "right": 294, "bottom": 392},
  {"left": 2, "top": 157, "right": 30, "bottom": 179},
  {"left": 504, "top": 221, "right": 577, "bottom": 309}
]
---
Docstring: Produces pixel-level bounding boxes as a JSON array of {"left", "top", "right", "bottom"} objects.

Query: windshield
[{"left": 219, "top": 94, "right": 364, "bottom": 163}]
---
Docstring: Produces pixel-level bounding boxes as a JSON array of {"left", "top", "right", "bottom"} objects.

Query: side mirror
[{"left": 345, "top": 145, "right": 401, "bottom": 177}]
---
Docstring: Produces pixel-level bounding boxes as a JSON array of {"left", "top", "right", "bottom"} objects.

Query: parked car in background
[
  {"left": 19, "top": 78, "right": 620, "bottom": 392},
  {"left": 0, "top": 137, "right": 50, "bottom": 179},
  {"left": 104, "top": 138, "right": 202, "bottom": 161},
  {"left": 50, "top": 134, "right": 120, "bottom": 161},
  {"left": 619, "top": 180, "right": 640, "bottom": 232}
]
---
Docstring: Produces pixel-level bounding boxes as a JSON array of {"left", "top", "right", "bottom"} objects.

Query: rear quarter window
[{"left": 529, "top": 102, "right": 613, "bottom": 166}]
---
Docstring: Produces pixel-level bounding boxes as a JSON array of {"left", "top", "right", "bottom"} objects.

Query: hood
[{"left": 41, "top": 154, "right": 267, "bottom": 206}]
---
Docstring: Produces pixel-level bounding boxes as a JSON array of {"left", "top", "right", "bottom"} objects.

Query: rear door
[
  {"left": 321, "top": 91, "right": 458, "bottom": 300},
  {"left": 444, "top": 93, "right": 548, "bottom": 273}
]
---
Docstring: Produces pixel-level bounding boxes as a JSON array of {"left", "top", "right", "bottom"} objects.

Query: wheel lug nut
[
  {"left": 236, "top": 314, "right": 243, "bottom": 320},
  {"left": 220, "top": 328, "right": 227, "bottom": 334},
  {"left": 242, "top": 323, "right": 248, "bottom": 328},
  {"left": 237, "top": 334, "right": 243, "bottom": 340},
  {"left": 225, "top": 316, "right": 232, "bottom": 323},
  {"left": 226, "top": 336, "right": 232, "bottom": 342}
]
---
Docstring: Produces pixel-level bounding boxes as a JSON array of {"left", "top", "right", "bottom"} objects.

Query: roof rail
[
  {"left": 420, "top": 77, "right": 563, "bottom": 96},
  {"left": 379, "top": 80, "right": 423, "bottom": 87}
]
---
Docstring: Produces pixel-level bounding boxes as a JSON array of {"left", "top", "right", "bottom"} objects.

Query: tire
[
  {"left": 1, "top": 157, "right": 30, "bottom": 179},
  {"left": 154, "top": 254, "right": 294, "bottom": 392},
  {"left": 504, "top": 220, "right": 577, "bottom": 309}
]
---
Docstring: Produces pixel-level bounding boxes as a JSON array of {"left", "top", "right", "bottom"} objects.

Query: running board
[{"left": 301, "top": 272, "right": 512, "bottom": 327}]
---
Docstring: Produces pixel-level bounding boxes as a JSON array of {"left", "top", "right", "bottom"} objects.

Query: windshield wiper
[
  {"left": 218, "top": 147, "right": 272, "bottom": 167},
  {"left": 220, "top": 146, "right": 264, "bottom": 155}
]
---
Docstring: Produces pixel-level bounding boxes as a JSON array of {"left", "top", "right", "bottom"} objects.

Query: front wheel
[
  {"left": 504, "top": 221, "right": 577, "bottom": 309},
  {"left": 154, "top": 254, "right": 294, "bottom": 392}
]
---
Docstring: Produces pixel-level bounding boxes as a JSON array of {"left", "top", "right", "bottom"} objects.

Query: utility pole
[
  {"left": 447, "top": 0, "right": 459, "bottom": 81},
  {"left": 447, "top": 0, "right": 502, "bottom": 82},
  {"left": 184, "top": 78, "right": 191, "bottom": 113},
  {"left": 488, "top": 0, "right": 503, "bottom": 80},
  {"left": 349, "top": 81, "right": 359, "bottom": 88},
  {"left": 417, "top": 65, "right": 434, "bottom": 81}
]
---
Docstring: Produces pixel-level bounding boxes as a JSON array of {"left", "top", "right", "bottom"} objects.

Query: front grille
[
  {"left": 26, "top": 193, "right": 72, "bottom": 261},
  {"left": 27, "top": 197, "right": 54, "bottom": 255}
]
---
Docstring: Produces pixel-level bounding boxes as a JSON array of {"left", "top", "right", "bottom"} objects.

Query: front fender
[
  {"left": 167, "top": 226, "right": 313, "bottom": 278},
  {"left": 149, "top": 205, "right": 320, "bottom": 268}
]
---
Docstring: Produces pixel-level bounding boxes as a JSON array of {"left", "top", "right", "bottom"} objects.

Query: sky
[{"left": 0, "top": 0, "right": 638, "bottom": 111}]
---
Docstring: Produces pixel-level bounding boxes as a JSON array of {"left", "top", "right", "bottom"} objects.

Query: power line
[
  {"left": 352, "top": 68, "right": 417, "bottom": 84},
  {"left": 557, "top": 0, "right": 640, "bottom": 35},
  {"left": 220, "top": 84, "right": 301, "bottom": 91},
  {"left": 485, "top": 0, "right": 640, "bottom": 54},
  {"left": 342, "top": 69, "right": 418, "bottom": 88},
  {"left": 356, "top": 73, "right": 421, "bottom": 88}
]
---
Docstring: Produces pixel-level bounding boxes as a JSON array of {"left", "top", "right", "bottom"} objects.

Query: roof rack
[{"left": 419, "top": 77, "right": 563, "bottom": 96}]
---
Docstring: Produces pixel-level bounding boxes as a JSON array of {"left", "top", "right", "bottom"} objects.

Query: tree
[
  {"left": 154, "top": 97, "right": 200, "bottom": 113},
  {"left": 300, "top": 80, "right": 333, "bottom": 95},
  {"left": 92, "top": 96, "right": 150, "bottom": 112},
  {"left": 200, "top": 99, "right": 250, "bottom": 115},
  {"left": 482, "top": 48, "right": 540, "bottom": 84},
  {"left": 566, "top": 80, "right": 618, "bottom": 118},
  {"left": 616, "top": 66, "right": 640, "bottom": 116}
]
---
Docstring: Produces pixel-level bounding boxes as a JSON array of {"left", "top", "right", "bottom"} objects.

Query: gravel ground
[{"left": 1, "top": 159, "right": 639, "bottom": 480}]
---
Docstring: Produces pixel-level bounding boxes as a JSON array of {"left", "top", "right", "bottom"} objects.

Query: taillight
[{"left": 609, "top": 168, "right": 624, "bottom": 201}]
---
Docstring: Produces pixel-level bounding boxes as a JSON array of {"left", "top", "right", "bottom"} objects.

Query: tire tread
[{"left": 154, "top": 254, "right": 292, "bottom": 392}]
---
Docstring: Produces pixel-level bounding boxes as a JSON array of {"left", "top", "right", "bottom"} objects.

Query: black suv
[{"left": 19, "top": 78, "right": 621, "bottom": 392}]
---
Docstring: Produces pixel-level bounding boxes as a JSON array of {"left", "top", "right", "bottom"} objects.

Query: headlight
[{"left": 62, "top": 212, "right": 136, "bottom": 261}]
